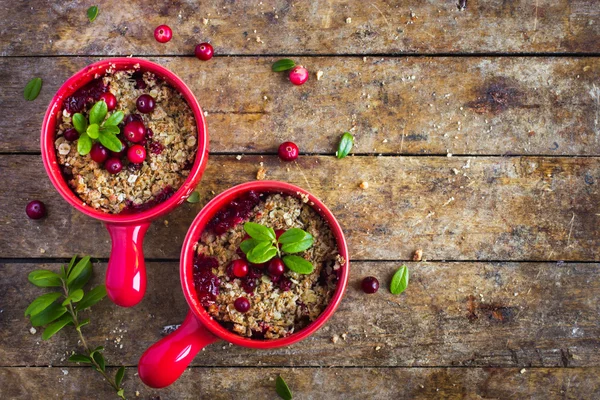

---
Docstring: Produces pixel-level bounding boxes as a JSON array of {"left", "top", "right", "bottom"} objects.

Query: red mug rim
[
  {"left": 40, "top": 57, "right": 209, "bottom": 223},
  {"left": 180, "top": 181, "right": 350, "bottom": 349}
]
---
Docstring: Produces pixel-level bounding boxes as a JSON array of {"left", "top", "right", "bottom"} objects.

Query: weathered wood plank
[
  {"left": 1, "top": 155, "right": 599, "bottom": 261},
  {"left": 3, "top": 57, "right": 600, "bottom": 155},
  {"left": 1, "top": 1, "right": 599, "bottom": 56},
  {"left": 1, "top": 366, "right": 598, "bottom": 400},
  {"left": 2, "top": 261, "right": 598, "bottom": 368}
]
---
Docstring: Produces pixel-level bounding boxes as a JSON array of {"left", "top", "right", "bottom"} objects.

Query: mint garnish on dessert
[{"left": 74, "top": 100, "right": 124, "bottom": 155}]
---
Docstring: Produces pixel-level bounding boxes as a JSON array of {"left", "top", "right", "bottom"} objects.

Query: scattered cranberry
[
  {"left": 26, "top": 200, "right": 46, "bottom": 220},
  {"left": 289, "top": 66, "right": 309, "bottom": 85},
  {"left": 194, "top": 42, "right": 214, "bottom": 61},
  {"left": 234, "top": 297, "right": 250, "bottom": 313},
  {"left": 136, "top": 94, "right": 155, "bottom": 114},
  {"left": 230, "top": 259, "right": 249, "bottom": 278},
  {"left": 90, "top": 143, "right": 109, "bottom": 163},
  {"left": 127, "top": 144, "right": 146, "bottom": 164},
  {"left": 361, "top": 276, "right": 379, "bottom": 294},
  {"left": 154, "top": 25, "right": 173, "bottom": 43},
  {"left": 124, "top": 113, "right": 143, "bottom": 126},
  {"left": 63, "top": 78, "right": 108, "bottom": 114},
  {"left": 278, "top": 141, "right": 299, "bottom": 161},
  {"left": 104, "top": 158, "right": 123, "bottom": 174},
  {"left": 275, "top": 229, "right": 285, "bottom": 240},
  {"left": 124, "top": 121, "right": 146, "bottom": 143},
  {"left": 267, "top": 258, "right": 285, "bottom": 277},
  {"left": 99, "top": 92, "right": 117, "bottom": 111},
  {"left": 193, "top": 255, "right": 221, "bottom": 306},
  {"left": 207, "top": 191, "right": 262, "bottom": 234},
  {"left": 63, "top": 128, "right": 79, "bottom": 142},
  {"left": 111, "top": 138, "right": 128, "bottom": 158}
]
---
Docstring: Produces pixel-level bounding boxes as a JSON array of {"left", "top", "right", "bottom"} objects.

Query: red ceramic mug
[
  {"left": 138, "top": 181, "right": 349, "bottom": 388},
  {"left": 40, "top": 58, "right": 208, "bottom": 307}
]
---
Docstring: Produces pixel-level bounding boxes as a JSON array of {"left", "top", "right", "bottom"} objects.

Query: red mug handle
[
  {"left": 104, "top": 222, "right": 151, "bottom": 307},
  {"left": 138, "top": 312, "right": 219, "bottom": 388}
]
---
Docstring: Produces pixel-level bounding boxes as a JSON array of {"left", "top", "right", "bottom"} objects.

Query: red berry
[
  {"left": 230, "top": 259, "right": 249, "bottom": 278},
  {"left": 278, "top": 141, "right": 299, "bottom": 161},
  {"left": 26, "top": 200, "right": 46, "bottom": 220},
  {"left": 99, "top": 92, "right": 117, "bottom": 111},
  {"left": 234, "top": 297, "right": 250, "bottom": 313},
  {"left": 90, "top": 143, "right": 109, "bottom": 163},
  {"left": 289, "top": 66, "right": 309, "bottom": 85},
  {"left": 154, "top": 25, "right": 172, "bottom": 43},
  {"left": 124, "top": 113, "right": 143, "bottom": 126},
  {"left": 267, "top": 258, "right": 285, "bottom": 277},
  {"left": 145, "top": 128, "right": 154, "bottom": 138},
  {"left": 195, "top": 42, "right": 214, "bottom": 61},
  {"left": 136, "top": 94, "right": 155, "bottom": 114},
  {"left": 123, "top": 121, "right": 146, "bottom": 143},
  {"left": 63, "top": 128, "right": 79, "bottom": 142},
  {"left": 104, "top": 158, "right": 123, "bottom": 174},
  {"left": 127, "top": 144, "right": 146, "bottom": 164},
  {"left": 275, "top": 229, "right": 285, "bottom": 240},
  {"left": 361, "top": 276, "right": 379, "bottom": 294},
  {"left": 110, "top": 138, "right": 128, "bottom": 158}
]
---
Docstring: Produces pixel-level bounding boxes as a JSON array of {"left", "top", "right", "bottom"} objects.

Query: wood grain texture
[
  {"left": 3, "top": 57, "right": 600, "bottom": 155},
  {"left": 2, "top": 261, "right": 598, "bottom": 368},
  {"left": 1, "top": 366, "right": 599, "bottom": 400},
  {"left": 2, "top": 154, "right": 599, "bottom": 261},
  {"left": 1, "top": 1, "right": 599, "bottom": 56}
]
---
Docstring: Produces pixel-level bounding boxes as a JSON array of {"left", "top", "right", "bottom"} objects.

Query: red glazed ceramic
[
  {"left": 41, "top": 58, "right": 208, "bottom": 308},
  {"left": 138, "top": 181, "right": 349, "bottom": 388}
]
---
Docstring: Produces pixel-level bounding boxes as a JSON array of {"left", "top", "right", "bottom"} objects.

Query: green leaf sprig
[
  {"left": 336, "top": 132, "right": 354, "bottom": 159},
  {"left": 276, "top": 375, "right": 293, "bottom": 400},
  {"left": 87, "top": 5, "right": 99, "bottom": 22},
  {"left": 272, "top": 59, "right": 296, "bottom": 72},
  {"left": 74, "top": 100, "right": 124, "bottom": 156},
  {"left": 24, "top": 77, "right": 43, "bottom": 101},
  {"left": 240, "top": 223, "right": 315, "bottom": 274},
  {"left": 390, "top": 265, "right": 409, "bottom": 295},
  {"left": 25, "top": 256, "right": 127, "bottom": 399}
]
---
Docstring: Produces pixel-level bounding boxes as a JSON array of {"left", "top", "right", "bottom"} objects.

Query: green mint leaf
[
  {"left": 247, "top": 241, "right": 278, "bottom": 264},
  {"left": 272, "top": 59, "right": 296, "bottom": 72},
  {"left": 28, "top": 270, "right": 62, "bottom": 288},
  {"left": 277, "top": 228, "right": 307, "bottom": 244},
  {"left": 67, "top": 256, "right": 93, "bottom": 291},
  {"left": 92, "top": 351, "right": 106, "bottom": 372},
  {"left": 115, "top": 366, "right": 125, "bottom": 388},
  {"left": 76, "top": 285, "right": 107, "bottom": 311},
  {"left": 24, "top": 77, "right": 42, "bottom": 101},
  {"left": 30, "top": 302, "right": 67, "bottom": 327},
  {"left": 86, "top": 123, "right": 100, "bottom": 139},
  {"left": 244, "top": 222, "right": 276, "bottom": 242},
  {"left": 87, "top": 5, "right": 98, "bottom": 22},
  {"left": 60, "top": 265, "right": 67, "bottom": 279},
  {"left": 89, "top": 100, "right": 107, "bottom": 125},
  {"left": 24, "top": 292, "right": 63, "bottom": 317},
  {"left": 281, "top": 237, "right": 313, "bottom": 254},
  {"left": 276, "top": 375, "right": 293, "bottom": 400},
  {"left": 67, "top": 256, "right": 91, "bottom": 283},
  {"left": 278, "top": 228, "right": 314, "bottom": 253},
  {"left": 240, "top": 238, "right": 261, "bottom": 254},
  {"left": 77, "top": 132, "right": 92, "bottom": 155},
  {"left": 282, "top": 255, "right": 314, "bottom": 274},
  {"left": 62, "top": 288, "right": 84, "bottom": 306},
  {"left": 186, "top": 191, "right": 200, "bottom": 203},
  {"left": 336, "top": 132, "right": 354, "bottom": 159},
  {"left": 100, "top": 124, "right": 120, "bottom": 135},
  {"left": 67, "top": 255, "right": 78, "bottom": 275},
  {"left": 98, "top": 132, "right": 123, "bottom": 153},
  {"left": 390, "top": 265, "right": 409, "bottom": 295},
  {"left": 42, "top": 314, "right": 72, "bottom": 340},
  {"left": 72, "top": 113, "right": 88, "bottom": 134},
  {"left": 69, "top": 353, "right": 92, "bottom": 363},
  {"left": 117, "top": 389, "right": 125, "bottom": 399},
  {"left": 104, "top": 110, "right": 124, "bottom": 127}
]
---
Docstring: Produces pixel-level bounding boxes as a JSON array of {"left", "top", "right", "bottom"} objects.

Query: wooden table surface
[{"left": 1, "top": 1, "right": 600, "bottom": 399}]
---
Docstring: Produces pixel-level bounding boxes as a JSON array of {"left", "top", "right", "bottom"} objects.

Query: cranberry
[
  {"left": 99, "top": 92, "right": 117, "bottom": 111},
  {"left": 124, "top": 113, "right": 143, "bottom": 126},
  {"left": 289, "top": 66, "right": 309, "bottom": 85},
  {"left": 104, "top": 158, "right": 123, "bottom": 174},
  {"left": 230, "top": 259, "right": 249, "bottom": 278},
  {"left": 149, "top": 140, "right": 164, "bottom": 155},
  {"left": 154, "top": 25, "right": 173, "bottom": 43},
  {"left": 194, "top": 42, "right": 214, "bottom": 61},
  {"left": 193, "top": 258, "right": 221, "bottom": 306},
  {"left": 123, "top": 121, "right": 146, "bottom": 143},
  {"left": 127, "top": 144, "right": 146, "bottom": 164},
  {"left": 110, "top": 138, "right": 128, "bottom": 158},
  {"left": 26, "top": 200, "right": 46, "bottom": 220},
  {"left": 136, "top": 94, "right": 155, "bottom": 114},
  {"left": 361, "top": 276, "right": 379, "bottom": 294},
  {"left": 241, "top": 279, "right": 257, "bottom": 293},
  {"left": 234, "top": 297, "right": 250, "bottom": 313},
  {"left": 145, "top": 128, "right": 154, "bottom": 138},
  {"left": 278, "top": 141, "right": 299, "bottom": 161},
  {"left": 267, "top": 258, "right": 285, "bottom": 277},
  {"left": 279, "top": 277, "right": 292, "bottom": 292},
  {"left": 128, "top": 163, "right": 142, "bottom": 172},
  {"left": 63, "top": 78, "right": 108, "bottom": 114},
  {"left": 63, "top": 128, "right": 79, "bottom": 142},
  {"left": 275, "top": 229, "right": 285, "bottom": 240},
  {"left": 90, "top": 143, "right": 109, "bottom": 163},
  {"left": 207, "top": 191, "right": 262, "bottom": 234}
]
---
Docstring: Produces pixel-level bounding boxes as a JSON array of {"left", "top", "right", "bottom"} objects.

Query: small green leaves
[
  {"left": 72, "top": 113, "right": 88, "bottom": 134},
  {"left": 69, "top": 353, "right": 92, "bottom": 364},
  {"left": 89, "top": 100, "right": 107, "bottom": 125},
  {"left": 115, "top": 366, "right": 125, "bottom": 388},
  {"left": 24, "top": 292, "right": 62, "bottom": 317},
  {"left": 279, "top": 228, "right": 313, "bottom": 254},
  {"left": 272, "top": 59, "right": 296, "bottom": 72},
  {"left": 30, "top": 302, "right": 67, "bottom": 327},
  {"left": 186, "top": 191, "right": 200, "bottom": 203},
  {"left": 92, "top": 351, "right": 106, "bottom": 372},
  {"left": 276, "top": 375, "right": 293, "bottom": 400},
  {"left": 42, "top": 314, "right": 72, "bottom": 340},
  {"left": 336, "top": 132, "right": 354, "bottom": 159},
  {"left": 76, "top": 285, "right": 107, "bottom": 311},
  {"left": 87, "top": 5, "right": 99, "bottom": 22},
  {"left": 98, "top": 131, "right": 123, "bottom": 152},
  {"left": 244, "top": 222, "right": 276, "bottom": 242},
  {"left": 390, "top": 265, "right": 409, "bottom": 295},
  {"left": 283, "top": 255, "right": 314, "bottom": 274},
  {"left": 62, "top": 289, "right": 84, "bottom": 306},
  {"left": 104, "top": 110, "right": 123, "bottom": 126},
  {"left": 24, "top": 77, "right": 43, "bottom": 101},
  {"left": 86, "top": 123, "right": 100, "bottom": 139},
  {"left": 100, "top": 124, "right": 120, "bottom": 136},
  {"left": 247, "top": 241, "right": 278, "bottom": 264},
  {"left": 78, "top": 132, "right": 92, "bottom": 155},
  {"left": 240, "top": 238, "right": 260, "bottom": 254},
  {"left": 67, "top": 256, "right": 92, "bottom": 291},
  {"left": 28, "top": 270, "right": 62, "bottom": 288}
]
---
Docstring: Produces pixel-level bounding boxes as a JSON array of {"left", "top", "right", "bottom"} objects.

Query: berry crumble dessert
[
  {"left": 54, "top": 66, "right": 197, "bottom": 214},
  {"left": 193, "top": 192, "right": 344, "bottom": 339}
]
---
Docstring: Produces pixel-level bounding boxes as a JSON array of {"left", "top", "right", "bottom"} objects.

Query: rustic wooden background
[{"left": 1, "top": 1, "right": 600, "bottom": 399}]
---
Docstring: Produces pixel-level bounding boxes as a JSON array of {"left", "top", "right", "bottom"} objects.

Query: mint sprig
[
  {"left": 240, "top": 222, "right": 315, "bottom": 274},
  {"left": 73, "top": 100, "right": 124, "bottom": 155}
]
